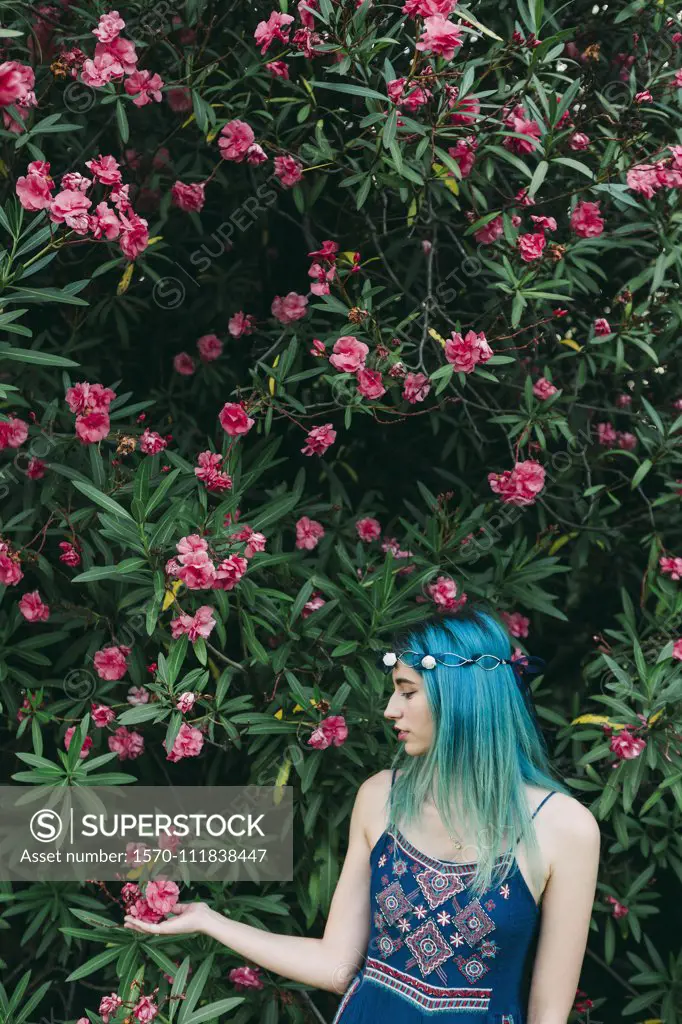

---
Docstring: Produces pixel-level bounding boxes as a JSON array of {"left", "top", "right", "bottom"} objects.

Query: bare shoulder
[
  {"left": 355, "top": 770, "right": 393, "bottom": 849},
  {"left": 528, "top": 787, "right": 601, "bottom": 863}
]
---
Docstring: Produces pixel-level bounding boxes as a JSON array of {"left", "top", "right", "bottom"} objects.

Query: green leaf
[
  {"left": 182, "top": 999, "right": 244, "bottom": 1024},
  {"left": 528, "top": 159, "right": 548, "bottom": 197},
  {"left": 178, "top": 953, "right": 215, "bottom": 1023},
  {"left": 71, "top": 558, "right": 147, "bottom": 582},
  {"left": 145, "top": 468, "right": 181, "bottom": 519},
  {"left": 64, "top": 945, "right": 121, "bottom": 981},
  {"left": 551, "top": 157, "right": 593, "bottom": 179},
  {"left": 313, "top": 81, "right": 387, "bottom": 102},
  {"left": 631, "top": 458, "right": 652, "bottom": 489},
  {"left": 4, "top": 286, "right": 89, "bottom": 305},
  {"left": 71, "top": 479, "right": 135, "bottom": 521},
  {"left": 0, "top": 344, "right": 80, "bottom": 367},
  {"left": 116, "top": 99, "right": 129, "bottom": 143},
  {"left": 116, "top": 704, "right": 166, "bottom": 725}
]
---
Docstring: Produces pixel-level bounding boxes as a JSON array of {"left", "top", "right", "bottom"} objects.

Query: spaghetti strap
[{"left": 531, "top": 790, "right": 557, "bottom": 819}]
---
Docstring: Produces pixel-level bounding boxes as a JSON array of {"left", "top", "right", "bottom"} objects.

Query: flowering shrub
[{"left": 0, "top": 0, "right": 681, "bottom": 1021}]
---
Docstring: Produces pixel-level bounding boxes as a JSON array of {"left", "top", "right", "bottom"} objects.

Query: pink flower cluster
[
  {"left": 626, "top": 145, "right": 682, "bottom": 198},
  {"left": 171, "top": 180, "right": 206, "bottom": 212},
  {"left": 16, "top": 157, "right": 149, "bottom": 261},
  {"left": 660, "top": 555, "right": 682, "bottom": 580},
  {"left": 195, "top": 451, "right": 233, "bottom": 492},
  {"left": 229, "top": 310, "right": 257, "bottom": 337},
  {"left": 170, "top": 605, "right": 216, "bottom": 642},
  {"left": 272, "top": 291, "right": 308, "bottom": 323},
  {"left": 163, "top": 722, "right": 205, "bottom": 762},
  {"left": 219, "top": 401, "right": 255, "bottom": 437},
  {"left": 218, "top": 119, "right": 267, "bottom": 165},
  {"left": 64, "top": 380, "right": 117, "bottom": 444},
  {"left": 500, "top": 610, "right": 530, "bottom": 638},
  {"left": 426, "top": 575, "right": 468, "bottom": 611},
  {"left": 0, "top": 538, "right": 23, "bottom": 586},
  {"left": 80, "top": 10, "right": 164, "bottom": 108},
  {"left": 229, "top": 965, "right": 265, "bottom": 990},
  {"left": 570, "top": 200, "right": 605, "bottom": 238},
  {"left": 308, "top": 238, "right": 339, "bottom": 296},
  {"left": 356, "top": 516, "right": 382, "bottom": 542},
  {"left": 488, "top": 459, "right": 546, "bottom": 506},
  {"left": 166, "top": 533, "right": 249, "bottom": 592},
  {"left": 0, "top": 416, "right": 29, "bottom": 450},
  {"left": 533, "top": 377, "right": 558, "bottom": 400},
  {"left": 109, "top": 725, "right": 145, "bottom": 760},
  {"left": 416, "top": 15, "right": 464, "bottom": 61},
  {"left": 93, "top": 643, "right": 131, "bottom": 680},
  {"left": 502, "top": 104, "right": 542, "bottom": 155},
  {"left": 19, "top": 590, "right": 50, "bottom": 622},
  {"left": 301, "top": 422, "right": 337, "bottom": 456},
  {"left": 124, "top": 878, "right": 180, "bottom": 923},
  {"left": 308, "top": 714, "right": 348, "bottom": 750},
  {"left": 595, "top": 422, "right": 637, "bottom": 451},
  {"left": 328, "top": 334, "right": 387, "bottom": 400},
  {"left": 444, "top": 329, "right": 492, "bottom": 374},
  {"left": 0, "top": 60, "right": 37, "bottom": 133}
]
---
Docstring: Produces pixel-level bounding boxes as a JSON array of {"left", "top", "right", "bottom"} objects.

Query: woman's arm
[
  {"left": 526, "top": 796, "right": 601, "bottom": 1024},
  {"left": 124, "top": 776, "right": 376, "bottom": 994}
]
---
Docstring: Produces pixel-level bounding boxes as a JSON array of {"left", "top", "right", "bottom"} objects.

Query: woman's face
[{"left": 383, "top": 662, "right": 434, "bottom": 755}]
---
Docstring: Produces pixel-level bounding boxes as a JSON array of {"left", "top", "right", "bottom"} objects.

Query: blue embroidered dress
[{"left": 332, "top": 770, "right": 557, "bottom": 1024}]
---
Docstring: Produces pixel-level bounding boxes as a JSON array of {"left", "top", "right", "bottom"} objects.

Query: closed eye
[{"left": 402, "top": 692, "right": 416, "bottom": 700}]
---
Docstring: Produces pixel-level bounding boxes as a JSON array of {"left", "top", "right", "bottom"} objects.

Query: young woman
[{"left": 124, "top": 604, "right": 600, "bottom": 1024}]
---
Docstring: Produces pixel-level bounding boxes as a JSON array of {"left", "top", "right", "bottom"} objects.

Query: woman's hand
[{"left": 123, "top": 901, "right": 212, "bottom": 937}]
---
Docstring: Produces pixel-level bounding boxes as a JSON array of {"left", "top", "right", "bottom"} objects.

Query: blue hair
[{"left": 383, "top": 602, "right": 570, "bottom": 900}]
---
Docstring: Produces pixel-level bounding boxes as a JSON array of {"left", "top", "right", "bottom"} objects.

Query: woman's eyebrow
[{"left": 394, "top": 677, "right": 418, "bottom": 686}]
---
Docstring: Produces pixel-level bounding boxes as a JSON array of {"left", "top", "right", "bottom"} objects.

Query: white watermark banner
[{"left": 0, "top": 786, "right": 292, "bottom": 883}]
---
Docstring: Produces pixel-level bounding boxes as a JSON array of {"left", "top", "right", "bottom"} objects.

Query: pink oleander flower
[
  {"left": 569, "top": 132, "right": 590, "bottom": 150},
  {"left": 501, "top": 610, "right": 530, "bottom": 638},
  {"left": 145, "top": 879, "right": 179, "bottom": 915},
  {"left": 140, "top": 428, "right": 168, "bottom": 454},
  {"left": 171, "top": 180, "right": 205, "bottom": 212},
  {"left": 518, "top": 232, "right": 546, "bottom": 262},
  {"left": 533, "top": 376, "right": 558, "bottom": 399},
  {"left": 213, "top": 554, "right": 248, "bottom": 590},
  {"left": 594, "top": 317, "right": 611, "bottom": 335},
  {"left": 228, "top": 311, "right": 256, "bottom": 337},
  {"left": 91, "top": 703, "right": 117, "bottom": 727},
  {"left": 596, "top": 421, "right": 617, "bottom": 446},
  {"left": 85, "top": 153, "right": 122, "bottom": 185},
  {"left": 118, "top": 209, "right": 149, "bottom": 260},
  {"left": 605, "top": 894, "right": 629, "bottom": 917},
  {"left": 444, "top": 329, "right": 493, "bottom": 374},
  {"left": 89, "top": 201, "right": 121, "bottom": 240},
  {"left": 92, "top": 10, "right": 125, "bottom": 44},
  {"left": 18, "top": 590, "right": 50, "bottom": 622},
  {"left": 246, "top": 143, "right": 268, "bottom": 165},
  {"left": 81, "top": 51, "right": 124, "bottom": 87},
  {"left": 0, "top": 416, "right": 29, "bottom": 449},
  {"left": 0, "top": 61, "right": 36, "bottom": 107},
  {"left": 307, "top": 714, "right": 348, "bottom": 749},
  {"left": 59, "top": 541, "right": 81, "bottom": 566},
  {"left": 426, "top": 575, "right": 467, "bottom": 611},
  {"left": 218, "top": 119, "right": 254, "bottom": 162},
  {"left": 274, "top": 154, "right": 303, "bottom": 188},
  {"left": 193, "top": 452, "right": 231, "bottom": 491},
  {"left": 295, "top": 515, "right": 325, "bottom": 550},
  {"left": 16, "top": 160, "right": 54, "bottom": 211},
  {"left": 108, "top": 725, "right": 145, "bottom": 760},
  {"left": 127, "top": 686, "right": 150, "bottom": 705},
  {"left": 96, "top": 36, "right": 138, "bottom": 76},
  {"left": 170, "top": 605, "right": 216, "bottom": 642},
  {"left": 415, "top": 14, "right": 463, "bottom": 61},
  {"left": 617, "top": 431, "right": 637, "bottom": 451},
  {"left": 173, "top": 352, "right": 196, "bottom": 376},
  {"left": 93, "top": 644, "right": 131, "bottom": 681},
  {"left": 301, "top": 423, "right": 336, "bottom": 456},
  {"left": 502, "top": 104, "right": 543, "bottom": 154},
  {"left": 26, "top": 457, "right": 46, "bottom": 479},
  {"left": 49, "top": 189, "right": 92, "bottom": 234},
  {"left": 0, "top": 551, "right": 23, "bottom": 586},
  {"left": 329, "top": 335, "right": 369, "bottom": 372},
  {"left": 164, "top": 722, "right": 204, "bottom": 762},
  {"left": 124, "top": 69, "right": 163, "bottom": 107},
  {"left": 356, "top": 367, "right": 386, "bottom": 400},
  {"left": 474, "top": 215, "right": 503, "bottom": 245},
  {"left": 660, "top": 555, "right": 682, "bottom": 580},
  {"left": 64, "top": 725, "right": 93, "bottom": 759},
  {"left": 254, "top": 11, "right": 294, "bottom": 54},
  {"left": 219, "top": 402, "right": 255, "bottom": 436},
  {"left": 448, "top": 91, "right": 481, "bottom": 125},
  {"left": 672, "top": 638, "right": 682, "bottom": 661},
  {"left": 609, "top": 729, "right": 646, "bottom": 761},
  {"left": 176, "top": 691, "right": 196, "bottom": 713},
  {"left": 488, "top": 459, "right": 546, "bottom": 506},
  {"left": 570, "top": 200, "right": 604, "bottom": 237},
  {"left": 447, "top": 137, "right": 477, "bottom": 177},
  {"left": 266, "top": 60, "right": 289, "bottom": 79},
  {"left": 132, "top": 996, "right": 159, "bottom": 1023},
  {"left": 196, "top": 333, "right": 222, "bottom": 361},
  {"left": 229, "top": 965, "right": 265, "bottom": 990},
  {"left": 98, "top": 994, "right": 123, "bottom": 1024},
  {"left": 634, "top": 89, "right": 653, "bottom": 104},
  {"left": 272, "top": 291, "right": 308, "bottom": 323},
  {"left": 403, "top": 371, "right": 431, "bottom": 403},
  {"left": 356, "top": 516, "right": 382, "bottom": 542},
  {"left": 529, "top": 215, "right": 557, "bottom": 233}
]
